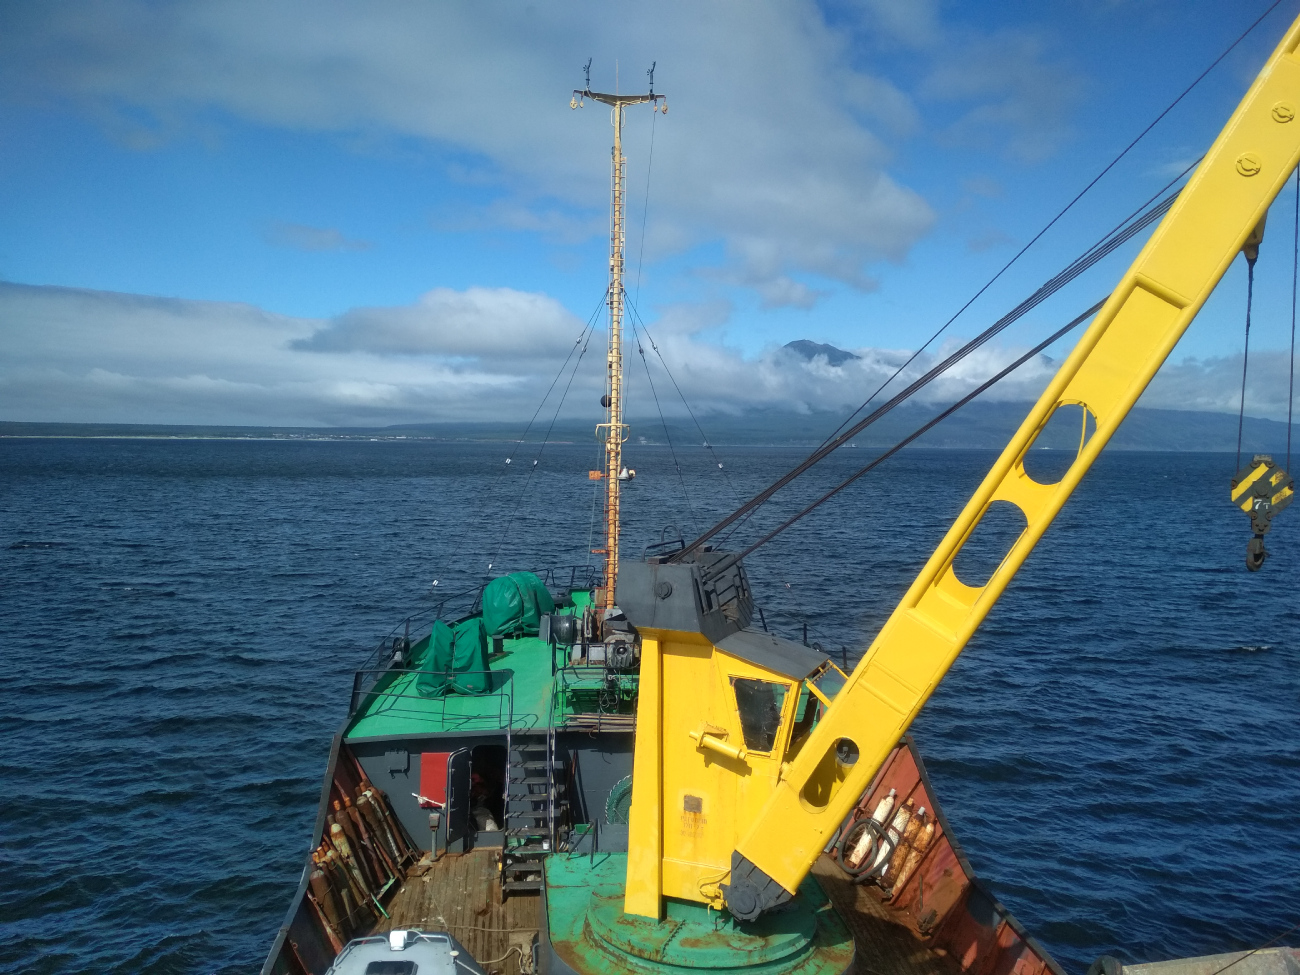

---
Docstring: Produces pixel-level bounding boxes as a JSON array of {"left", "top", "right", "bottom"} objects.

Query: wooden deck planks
[
  {"left": 374, "top": 849, "right": 539, "bottom": 974},
  {"left": 374, "top": 849, "right": 956, "bottom": 975}
]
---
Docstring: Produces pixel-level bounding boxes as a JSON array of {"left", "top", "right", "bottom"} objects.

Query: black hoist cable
[
  {"left": 439, "top": 294, "right": 605, "bottom": 586},
  {"left": 671, "top": 174, "right": 1188, "bottom": 564},
  {"left": 675, "top": 5, "right": 1288, "bottom": 567},
  {"left": 625, "top": 295, "right": 740, "bottom": 502},
  {"left": 490, "top": 308, "right": 598, "bottom": 571},
  {"left": 1289, "top": 165, "right": 1298, "bottom": 472},
  {"left": 702, "top": 298, "right": 1106, "bottom": 579},
  {"left": 1236, "top": 257, "right": 1257, "bottom": 472},
  {"left": 810, "top": 0, "right": 1286, "bottom": 457},
  {"left": 630, "top": 317, "right": 698, "bottom": 532}
]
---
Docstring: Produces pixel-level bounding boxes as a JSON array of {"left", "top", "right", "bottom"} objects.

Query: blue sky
[{"left": 2, "top": 0, "right": 1299, "bottom": 426}]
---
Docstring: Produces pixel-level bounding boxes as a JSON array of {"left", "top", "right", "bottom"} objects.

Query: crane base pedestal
[{"left": 540, "top": 853, "right": 854, "bottom": 974}]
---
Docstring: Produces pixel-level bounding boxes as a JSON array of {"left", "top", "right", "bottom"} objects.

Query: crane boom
[{"left": 721, "top": 12, "right": 1300, "bottom": 919}]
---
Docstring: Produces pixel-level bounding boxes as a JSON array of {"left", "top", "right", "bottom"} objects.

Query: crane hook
[{"left": 1230, "top": 454, "right": 1293, "bottom": 571}]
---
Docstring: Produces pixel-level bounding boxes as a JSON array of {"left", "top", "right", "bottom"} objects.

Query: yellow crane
[{"left": 618, "top": 10, "right": 1300, "bottom": 925}]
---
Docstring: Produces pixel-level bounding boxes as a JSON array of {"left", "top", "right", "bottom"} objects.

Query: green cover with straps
[
  {"left": 415, "top": 617, "right": 491, "bottom": 696},
  {"left": 415, "top": 621, "right": 454, "bottom": 696},
  {"left": 482, "top": 571, "right": 555, "bottom": 637}
]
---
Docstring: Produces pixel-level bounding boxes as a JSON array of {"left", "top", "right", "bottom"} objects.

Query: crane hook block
[{"left": 1230, "top": 454, "right": 1294, "bottom": 571}]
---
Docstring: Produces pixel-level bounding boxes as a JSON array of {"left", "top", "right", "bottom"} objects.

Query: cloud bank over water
[{"left": 2, "top": 282, "right": 1292, "bottom": 429}]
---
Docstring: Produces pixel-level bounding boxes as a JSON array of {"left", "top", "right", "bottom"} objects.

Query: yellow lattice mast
[{"left": 572, "top": 62, "right": 666, "bottom": 614}]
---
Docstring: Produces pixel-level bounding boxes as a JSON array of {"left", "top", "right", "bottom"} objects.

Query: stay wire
[
  {"left": 440, "top": 295, "right": 605, "bottom": 584},
  {"left": 1236, "top": 258, "right": 1256, "bottom": 472},
  {"left": 634, "top": 106, "right": 657, "bottom": 310},
  {"left": 624, "top": 294, "right": 742, "bottom": 502},
  {"left": 629, "top": 316, "right": 698, "bottom": 532},
  {"left": 704, "top": 298, "right": 1107, "bottom": 576},
  {"left": 675, "top": 167, "right": 1192, "bottom": 562},
  {"left": 815, "top": 0, "right": 1285, "bottom": 456},
  {"left": 1289, "top": 165, "right": 1298, "bottom": 472},
  {"left": 490, "top": 316, "right": 597, "bottom": 571}
]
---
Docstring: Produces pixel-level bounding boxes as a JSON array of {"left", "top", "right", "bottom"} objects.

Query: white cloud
[
  {"left": 1, "top": 282, "right": 1293, "bottom": 427},
  {"left": 297, "top": 287, "right": 585, "bottom": 358},
  {"left": 0, "top": 0, "right": 943, "bottom": 300},
  {"left": 0, "top": 283, "right": 535, "bottom": 425}
]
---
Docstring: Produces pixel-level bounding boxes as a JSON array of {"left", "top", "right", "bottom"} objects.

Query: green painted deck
[
  {"left": 544, "top": 853, "right": 854, "bottom": 975},
  {"left": 344, "top": 590, "right": 631, "bottom": 740}
]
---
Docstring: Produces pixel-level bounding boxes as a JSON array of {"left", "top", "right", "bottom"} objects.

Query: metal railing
[
  {"left": 347, "top": 563, "right": 602, "bottom": 724},
  {"left": 348, "top": 666, "right": 516, "bottom": 729}
]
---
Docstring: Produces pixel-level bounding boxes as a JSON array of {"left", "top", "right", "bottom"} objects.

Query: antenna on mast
[
  {"left": 569, "top": 65, "right": 667, "bottom": 615},
  {"left": 571, "top": 59, "right": 594, "bottom": 109}
]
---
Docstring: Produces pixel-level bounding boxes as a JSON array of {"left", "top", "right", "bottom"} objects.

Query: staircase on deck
[{"left": 502, "top": 729, "right": 569, "bottom": 895}]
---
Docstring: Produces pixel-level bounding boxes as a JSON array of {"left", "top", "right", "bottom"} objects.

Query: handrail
[
  {"left": 350, "top": 563, "right": 602, "bottom": 713},
  {"left": 348, "top": 666, "right": 516, "bottom": 729}
]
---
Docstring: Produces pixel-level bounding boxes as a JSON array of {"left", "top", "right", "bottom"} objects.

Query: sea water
[{"left": 1, "top": 438, "right": 1297, "bottom": 974}]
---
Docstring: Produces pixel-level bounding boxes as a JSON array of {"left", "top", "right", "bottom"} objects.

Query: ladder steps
[
  {"left": 502, "top": 726, "right": 569, "bottom": 895},
  {"left": 502, "top": 879, "right": 543, "bottom": 892}
]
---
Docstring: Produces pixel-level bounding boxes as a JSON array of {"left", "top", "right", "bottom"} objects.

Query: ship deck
[
  {"left": 344, "top": 591, "right": 628, "bottom": 740},
  {"left": 377, "top": 848, "right": 538, "bottom": 975},
  {"left": 267, "top": 737, "right": 1062, "bottom": 975},
  {"left": 373, "top": 849, "right": 961, "bottom": 975}
]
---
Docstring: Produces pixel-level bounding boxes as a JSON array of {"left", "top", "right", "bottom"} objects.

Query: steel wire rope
[
  {"left": 1203, "top": 917, "right": 1300, "bottom": 975},
  {"left": 1236, "top": 259, "right": 1257, "bottom": 471},
  {"left": 714, "top": 157, "right": 1198, "bottom": 551},
  {"left": 814, "top": 0, "right": 1286, "bottom": 458},
  {"left": 702, "top": 298, "right": 1107, "bottom": 579},
  {"left": 711, "top": 165, "right": 1188, "bottom": 551},
  {"left": 489, "top": 314, "right": 598, "bottom": 572},
  {"left": 624, "top": 96, "right": 738, "bottom": 511},
  {"left": 629, "top": 316, "right": 699, "bottom": 533},
  {"left": 624, "top": 294, "right": 742, "bottom": 503},
  {"left": 1290, "top": 166, "right": 1298, "bottom": 471},
  {"left": 676, "top": 165, "right": 1194, "bottom": 563},
  {"left": 687, "top": 4, "right": 1284, "bottom": 561},
  {"left": 435, "top": 293, "right": 607, "bottom": 589},
  {"left": 633, "top": 101, "right": 656, "bottom": 310}
]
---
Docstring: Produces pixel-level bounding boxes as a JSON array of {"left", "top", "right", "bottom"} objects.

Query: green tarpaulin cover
[
  {"left": 415, "top": 617, "right": 491, "bottom": 696},
  {"left": 481, "top": 571, "right": 555, "bottom": 637}
]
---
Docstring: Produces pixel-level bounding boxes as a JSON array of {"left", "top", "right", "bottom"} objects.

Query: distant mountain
[
  {"left": 3, "top": 402, "right": 1295, "bottom": 454},
  {"left": 784, "top": 340, "right": 860, "bottom": 367}
]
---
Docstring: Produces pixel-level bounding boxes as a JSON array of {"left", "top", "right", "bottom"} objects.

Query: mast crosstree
[{"left": 572, "top": 63, "right": 667, "bottom": 613}]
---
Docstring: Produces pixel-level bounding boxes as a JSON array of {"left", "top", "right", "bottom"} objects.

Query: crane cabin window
[{"left": 731, "top": 678, "right": 789, "bottom": 753}]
